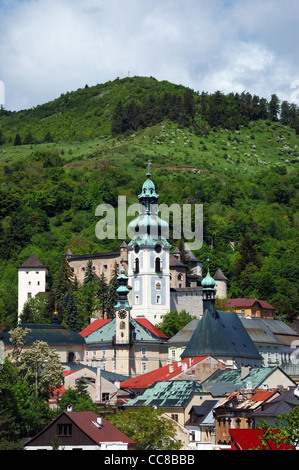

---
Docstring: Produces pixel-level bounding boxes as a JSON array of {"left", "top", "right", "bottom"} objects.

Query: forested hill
[
  {"left": 1, "top": 76, "right": 299, "bottom": 144},
  {"left": 0, "top": 76, "right": 298, "bottom": 330}
]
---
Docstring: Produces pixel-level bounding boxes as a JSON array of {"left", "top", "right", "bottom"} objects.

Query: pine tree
[
  {"left": 106, "top": 262, "right": 119, "bottom": 319},
  {"left": 13, "top": 133, "right": 22, "bottom": 146},
  {"left": 54, "top": 256, "right": 75, "bottom": 321},
  {"left": 97, "top": 272, "right": 108, "bottom": 319}
]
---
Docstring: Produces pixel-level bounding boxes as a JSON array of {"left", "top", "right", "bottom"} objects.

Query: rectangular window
[
  {"left": 141, "top": 347, "right": 147, "bottom": 357},
  {"left": 57, "top": 424, "right": 72, "bottom": 437},
  {"left": 142, "top": 362, "right": 147, "bottom": 373},
  {"left": 27, "top": 293, "right": 32, "bottom": 299}
]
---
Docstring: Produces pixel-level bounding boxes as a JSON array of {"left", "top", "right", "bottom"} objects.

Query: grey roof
[
  {"left": 213, "top": 268, "right": 228, "bottom": 281},
  {"left": 124, "top": 380, "right": 205, "bottom": 408},
  {"left": 240, "top": 318, "right": 299, "bottom": 346},
  {"left": 189, "top": 400, "right": 218, "bottom": 426},
  {"left": 181, "top": 308, "right": 262, "bottom": 361},
  {"left": 62, "top": 362, "right": 130, "bottom": 382},
  {"left": 18, "top": 254, "right": 47, "bottom": 269},
  {"left": 1, "top": 323, "right": 86, "bottom": 347},
  {"left": 254, "top": 388, "right": 299, "bottom": 418},
  {"left": 202, "top": 367, "right": 291, "bottom": 396},
  {"left": 168, "top": 319, "right": 199, "bottom": 345}
]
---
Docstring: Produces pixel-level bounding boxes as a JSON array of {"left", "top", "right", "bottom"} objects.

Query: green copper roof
[
  {"left": 203, "top": 367, "right": 281, "bottom": 390},
  {"left": 138, "top": 173, "right": 159, "bottom": 200},
  {"left": 124, "top": 380, "right": 205, "bottom": 408},
  {"left": 128, "top": 172, "right": 171, "bottom": 248},
  {"left": 201, "top": 270, "right": 216, "bottom": 289},
  {"left": 84, "top": 317, "right": 165, "bottom": 344}
]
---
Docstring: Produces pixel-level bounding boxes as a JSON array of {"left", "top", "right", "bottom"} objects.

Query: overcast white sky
[{"left": 0, "top": 0, "right": 298, "bottom": 111}]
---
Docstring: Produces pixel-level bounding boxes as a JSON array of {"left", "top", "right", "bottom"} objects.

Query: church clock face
[{"left": 118, "top": 309, "right": 128, "bottom": 320}]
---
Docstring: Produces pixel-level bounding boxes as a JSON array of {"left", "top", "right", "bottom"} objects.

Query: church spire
[
  {"left": 201, "top": 258, "right": 217, "bottom": 318},
  {"left": 114, "top": 258, "right": 132, "bottom": 311}
]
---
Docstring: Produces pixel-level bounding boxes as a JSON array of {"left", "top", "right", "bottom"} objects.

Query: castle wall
[{"left": 170, "top": 290, "right": 203, "bottom": 319}]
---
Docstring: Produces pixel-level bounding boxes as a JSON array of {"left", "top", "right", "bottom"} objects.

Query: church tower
[
  {"left": 128, "top": 170, "right": 171, "bottom": 325},
  {"left": 114, "top": 259, "right": 132, "bottom": 377},
  {"left": 114, "top": 260, "right": 132, "bottom": 345}
]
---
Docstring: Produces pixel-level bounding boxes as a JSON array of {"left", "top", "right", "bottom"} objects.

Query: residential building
[
  {"left": 1, "top": 309, "right": 86, "bottom": 364},
  {"left": 124, "top": 380, "right": 212, "bottom": 430},
  {"left": 253, "top": 386, "right": 299, "bottom": 427},
  {"left": 213, "top": 389, "right": 280, "bottom": 448},
  {"left": 24, "top": 411, "right": 137, "bottom": 451},
  {"left": 226, "top": 298, "right": 275, "bottom": 319},
  {"left": 186, "top": 401, "right": 219, "bottom": 450},
  {"left": 120, "top": 356, "right": 225, "bottom": 396},
  {"left": 240, "top": 317, "right": 299, "bottom": 374},
  {"left": 202, "top": 367, "right": 296, "bottom": 399}
]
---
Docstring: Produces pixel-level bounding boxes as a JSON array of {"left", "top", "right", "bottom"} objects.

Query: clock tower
[{"left": 114, "top": 259, "right": 132, "bottom": 345}]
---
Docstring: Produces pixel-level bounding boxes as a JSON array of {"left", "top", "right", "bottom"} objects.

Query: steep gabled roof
[
  {"left": 181, "top": 308, "right": 262, "bottom": 361},
  {"left": 80, "top": 317, "right": 168, "bottom": 343},
  {"left": 24, "top": 412, "right": 136, "bottom": 448},
  {"left": 213, "top": 268, "right": 228, "bottom": 281},
  {"left": 18, "top": 254, "right": 47, "bottom": 269}
]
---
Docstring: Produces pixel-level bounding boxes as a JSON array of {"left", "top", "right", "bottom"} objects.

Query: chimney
[
  {"left": 96, "top": 366, "right": 102, "bottom": 402},
  {"left": 97, "top": 417, "right": 102, "bottom": 427},
  {"left": 241, "top": 366, "right": 251, "bottom": 380}
]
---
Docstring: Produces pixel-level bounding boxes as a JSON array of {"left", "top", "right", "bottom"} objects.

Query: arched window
[
  {"left": 68, "top": 352, "right": 75, "bottom": 362},
  {"left": 120, "top": 321, "right": 126, "bottom": 330},
  {"left": 155, "top": 257, "right": 161, "bottom": 273},
  {"left": 134, "top": 258, "right": 140, "bottom": 274}
]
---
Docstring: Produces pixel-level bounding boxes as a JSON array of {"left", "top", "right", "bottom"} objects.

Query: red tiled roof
[
  {"left": 230, "top": 429, "right": 295, "bottom": 450},
  {"left": 227, "top": 298, "right": 275, "bottom": 310},
  {"left": 79, "top": 318, "right": 168, "bottom": 340},
  {"left": 80, "top": 319, "right": 112, "bottom": 338},
  {"left": 136, "top": 318, "right": 169, "bottom": 339},
  {"left": 249, "top": 390, "right": 277, "bottom": 402},
  {"left": 25, "top": 412, "right": 137, "bottom": 448},
  {"left": 66, "top": 412, "right": 136, "bottom": 446},
  {"left": 120, "top": 357, "right": 207, "bottom": 390}
]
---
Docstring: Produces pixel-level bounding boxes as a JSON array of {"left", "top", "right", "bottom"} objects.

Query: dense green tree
[
  {"left": 156, "top": 310, "right": 196, "bottom": 338},
  {"left": 107, "top": 406, "right": 182, "bottom": 450},
  {"left": 57, "top": 387, "right": 98, "bottom": 413},
  {"left": 13, "top": 133, "right": 22, "bottom": 146},
  {"left": 268, "top": 94, "right": 280, "bottom": 121}
]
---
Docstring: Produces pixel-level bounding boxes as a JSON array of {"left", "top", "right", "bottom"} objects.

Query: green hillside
[{"left": 0, "top": 76, "right": 298, "bottom": 329}]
